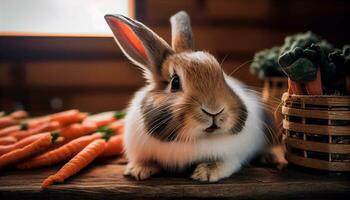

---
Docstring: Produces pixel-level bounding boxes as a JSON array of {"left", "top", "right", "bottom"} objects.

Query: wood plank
[
  {"left": 152, "top": 26, "right": 286, "bottom": 54},
  {"left": 206, "top": 0, "right": 272, "bottom": 20},
  {"left": 24, "top": 61, "right": 144, "bottom": 87},
  {"left": 0, "top": 27, "right": 286, "bottom": 60},
  {"left": 0, "top": 36, "right": 121, "bottom": 60},
  {"left": 141, "top": 0, "right": 200, "bottom": 23},
  {"left": 0, "top": 62, "right": 13, "bottom": 86},
  {"left": 10, "top": 60, "right": 261, "bottom": 88},
  {"left": 0, "top": 158, "right": 349, "bottom": 200}
]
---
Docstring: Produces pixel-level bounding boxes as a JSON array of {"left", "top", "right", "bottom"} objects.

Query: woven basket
[{"left": 281, "top": 93, "right": 350, "bottom": 171}]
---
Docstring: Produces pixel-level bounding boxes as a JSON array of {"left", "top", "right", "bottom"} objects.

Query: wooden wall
[{"left": 0, "top": 0, "right": 349, "bottom": 114}]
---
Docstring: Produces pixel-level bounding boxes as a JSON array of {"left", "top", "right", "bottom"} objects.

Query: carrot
[
  {"left": 288, "top": 78, "right": 306, "bottom": 95},
  {"left": 0, "top": 136, "right": 17, "bottom": 145},
  {"left": 0, "top": 132, "right": 59, "bottom": 168},
  {"left": 99, "top": 120, "right": 124, "bottom": 135},
  {"left": 304, "top": 67, "right": 323, "bottom": 95},
  {"left": 41, "top": 139, "right": 107, "bottom": 189},
  {"left": 0, "top": 120, "right": 47, "bottom": 138},
  {"left": 0, "top": 116, "right": 17, "bottom": 129},
  {"left": 9, "top": 110, "right": 28, "bottom": 120},
  {"left": 0, "top": 111, "right": 28, "bottom": 129},
  {"left": 50, "top": 110, "right": 86, "bottom": 125},
  {"left": 0, "top": 125, "right": 21, "bottom": 138},
  {"left": 0, "top": 132, "right": 53, "bottom": 156},
  {"left": 59, "top": 122, "right": 98, "bottom": 141},
  {"left": 99, "top": 134, "right": 124, "bottom": 158},
  {"left": 83, "top": 111, "right": 117, "bottom": 127},
  {"left": 10, "top": 121, "right": 60, "bottom": 141},
  {"left": 16, "top": 133, "right": 103, "bottom": 169}
]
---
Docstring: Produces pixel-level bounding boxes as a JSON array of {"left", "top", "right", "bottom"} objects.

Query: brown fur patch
[{"left": 141, "top": 92, "right": 185, "bottom": 142}]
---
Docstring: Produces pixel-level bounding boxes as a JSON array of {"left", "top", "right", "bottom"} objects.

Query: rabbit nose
[{"left": 201, "top": 108, "right": 224, "bottom": 117}]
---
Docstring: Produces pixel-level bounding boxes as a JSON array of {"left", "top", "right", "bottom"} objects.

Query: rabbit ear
[
  {"left": 105, "top": 15, "right": 173, "bottom": 80},
  {"left": 170, "top": 11, "right": 193, "bottom": 52}
]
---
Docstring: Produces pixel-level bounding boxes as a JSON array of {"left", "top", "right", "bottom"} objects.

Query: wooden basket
[{"left": 281, "top": 93, "right": 350, "bottom": 171}]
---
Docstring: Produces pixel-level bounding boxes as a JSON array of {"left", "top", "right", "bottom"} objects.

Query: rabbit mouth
[{"left": 204, "top": 123, "right": 220, "bottom": 133}]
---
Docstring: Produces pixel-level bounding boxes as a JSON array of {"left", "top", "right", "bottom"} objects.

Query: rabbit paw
[
  {"left": 191, "top": 162, "right": 225, "bottom": 182},
  {"left": 124, "top": 162, "right": 161, "bottom": 180}
]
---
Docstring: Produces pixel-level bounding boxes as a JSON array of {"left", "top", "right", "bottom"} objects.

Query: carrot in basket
[
  {"left": 0, "top": 136, "right": 17, "bottom": 145},
  {"left": 98, "top": 134, "right": 124, "bottom": 158},
  {"left": 0, "top": 132, "right": 59, "bottom": 168},
  {"left": 287, "top": 78, "right": 306, "bottom": 95},
  {"left": 304, "top": 67, "right": 323, "bottom": 95},
  {"left": 16, "top": 133, "right": 104, "bottom": 169},
  {"left": 41, "top": 139, "right": 107, "bottom": 189}
]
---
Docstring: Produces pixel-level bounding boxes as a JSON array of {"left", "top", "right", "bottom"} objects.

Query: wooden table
[{"left": 0, "top": 158, "right": 349, "bottom": 200}]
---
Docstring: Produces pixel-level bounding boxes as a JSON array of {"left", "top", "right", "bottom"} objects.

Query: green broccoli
[
  {"left": 250, "top": 46, "right": 286, "bottom": 79},
  {"left": 279, "top": 46, "right": 318, "bottom": 83},
  {"left": 280, "top": 31, "right": 333, "bottom": 55}
]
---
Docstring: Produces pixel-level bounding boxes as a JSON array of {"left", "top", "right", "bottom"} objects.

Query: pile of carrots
[{"left": 0, "top": 110, "right": 125, "bottom": 189}]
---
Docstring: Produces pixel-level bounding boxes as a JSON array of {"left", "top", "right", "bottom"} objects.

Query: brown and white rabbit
[{"left": 105, "top": 11, "right": 286, "bottom": 182}]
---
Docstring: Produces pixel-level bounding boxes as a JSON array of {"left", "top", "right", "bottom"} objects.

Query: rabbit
[{"left": 104, "top": 11, "right": 286, "bottom": 182}]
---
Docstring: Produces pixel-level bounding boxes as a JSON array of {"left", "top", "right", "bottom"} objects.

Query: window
[{"left": 0, "top": 0, "right": 129, "bottom": 35}]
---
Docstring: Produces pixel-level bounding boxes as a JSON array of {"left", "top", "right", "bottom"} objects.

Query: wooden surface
[{"left": 0, "top": 158, "right": 349, "bottom": 200}]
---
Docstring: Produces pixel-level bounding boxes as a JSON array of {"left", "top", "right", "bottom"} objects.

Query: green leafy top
[
  {"left": 19, "top": 122, "right": 29, "bottom": 131},
  {"left": 97, "top": 126, "right": 115, "bottom": 141},
  {"left": 250, "top": 46, "right": 286, "bottom": 79},
  {"left": 114, "top": 111, "right": 126, "bottom": 119},
  {"left": 51, "top": 131, "right": 60, "bottom": 143}
]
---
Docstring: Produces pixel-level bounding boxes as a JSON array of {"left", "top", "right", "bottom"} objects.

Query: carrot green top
[{"left": 114, "top": 111, "right": 126, "bottom": 119}]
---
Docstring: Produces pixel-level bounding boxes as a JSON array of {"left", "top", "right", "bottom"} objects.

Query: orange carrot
[
  {"left": 0, "top": 111, "right": 28, "bottom": 129},
  {"left": 99, "top": 134, "right": 124, "bottom": 158},
  {"left": 9, "top": 110, "right": 28, "bottom": 120},
  {"left": 41, "top": 139, "right": 107, "bottom": 189},
  {"left": 11, "top": 121, "right": 60, "bottom": 141},
  {"left": 16, "top": 133, "right": 103, "bottom": 169},
  {"left": 288, "top": 78, "right": 306, "bottom": 95},
  {"left": 0, "top": 132, "right": 59, "bottom": 168},
  {"left": 105, "top": 120, "right": 124, "bottom": 134},
  {"left": 0, "top": 136, "right": 17, "bottom": 145},
  {"left": 50, "top": 110, "right": 86, "bottom": 125},
  {"left": 83, "top": 111, "right": 117, "bottom": 127},
  {"left": 304, "top": 67, "right": 323, "bottom": 95},
  {"left": 0, "top": 132, "right": 52, "bottom": 156},
  {"left": 59, "top": 122, "right": 98, "bottom": 141},
  {"left": 0, "top": 120, "right": 48, "bottom": 138},
  {"left": 0, "top": 125, "right": 21, "bottom": 138},
  {"left": 0, "top": 117, "right": 17, "bottom": 129}
]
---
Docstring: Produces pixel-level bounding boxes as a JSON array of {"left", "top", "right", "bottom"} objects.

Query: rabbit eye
[{"left": 170, "top": 74, "right": 181, "bottom": 92}]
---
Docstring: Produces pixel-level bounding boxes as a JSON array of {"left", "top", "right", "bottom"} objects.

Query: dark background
[{"left": 0, "top": 0, "right": 349, "bottom": 114}]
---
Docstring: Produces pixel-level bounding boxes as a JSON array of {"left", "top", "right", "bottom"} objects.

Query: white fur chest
[{"left": 123, "top": 79, "right": 266, "bottom": 170}]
